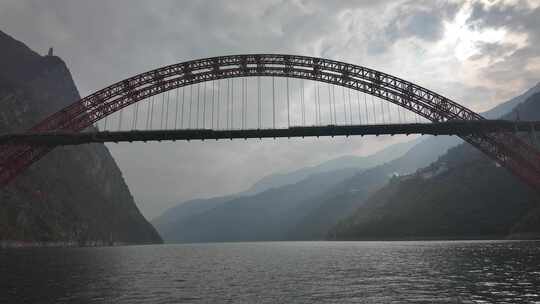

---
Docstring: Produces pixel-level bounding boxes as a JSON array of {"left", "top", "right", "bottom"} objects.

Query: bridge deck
[{"left": 0, "top": 120, "right": 538, "bottom": 146}]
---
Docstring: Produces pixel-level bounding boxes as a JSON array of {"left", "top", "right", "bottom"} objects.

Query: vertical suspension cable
[
  {"left": 217, "top": 79, "right": 221, "bottom": 130},
  {"left": 103, "top": 105, "right": 108, "bottom": 130},
  {"left": 356, "top": 90, "right": 361, "bottom": 124},
  {"left": 211, "top": 80, "right": 215, "bottom": 129},
  {"left": 272, "top": 76, "right": 276, "bottom": 129},
  {"left": 397, "top": 102, "right": 402, "bottom": 123},
  {"left": 257, "top": 76, "right": 261, "bottom": 129},
  {"left": 371, "top": 94, "right": 377, "bottom": 124},
  {"left": 160, "top": 92, "right": 165, "bottom": 129},
  {"left": 174, "top": 87, "right": 179, "bottom": 130},
  {"left": 167, "top": 90, "right": 172, "bottom": 128},
  {"left": 380, "top": 97, "right": 385, "bottom": 124},
  {"left": 285, "top": 77, "right": 291, "bottom": 128},
  {"left": 386, "top": 101, "right": 392, "bottom": 124},
  {"left": 150, "top": 95, "right": 155, "bottom": 129},
  {"left": 196, "top": 83, "right": 200, "bottom": 129},
  {"left": 342, "top": 86, "right": 347, "bottom": 125},
  {"left": 241, "top": 77, "right": 245, "bottom": 129},
  {"left": 314, "top": 82, "right": 319, "bottom": 125},
  {"left": 364, "top": 93, "right": 369, "bottom": 124},
  {"left": 406, "top": 108, "right": 410, "bottom": 123},
  {"left": 130, "top": 102, "right": 136, "bottom": 130},
  {"left": 348, "top": 88, "right": 353, "bottom": 125},
  {"left": 332, "top": 85, "right": 337, "bottom": 124},
  {"left": 189, "top": 85, "right": 193, "bottom": 129},
  {"left": 301, "top": 79, "right": 305, "bottom": 126},
  {"left": 327, "top": 83, "right": 333, "bottom": 124},
  {"left": 245, "top": 78, "right": 248, "bottom": 129},
  {"left": 146, "top": 95, "right": 151, "bottom": 129},
  {"left": 246, "top": 78, "right": 249, "bottom": 129},
  {"left": 314, "top": 82, "right": 318, "bottom": 125},
  {"left": 165, "top": 91, "right": 170, "bottom": 129},
  {"left": 131, "top": 101, "right": 136, "bottom": 130},
  {"left": 118, "top": 107, "right": 123, "bottom": 131},
  {"left": 298, "top": 79, "right": 302, "bottom": 126},
  {"left": 135, "top": 102, "right": 140, "bottom": 129},
  {"left": 181, "top": 86, "right": 185, "bottom": 129},
  {"left": 403, "top": 107, "right": 407, "bottom": 123},
  {"left": 317, "top": 82, "right": 322, "bottom": 125},
  {"left": 242, "top": 77, "right": 247, "bottom": 129},
  {"left": 231, "top": 78, "right": 234, "bottom": 129},
  {"left": 380, "top": 99, "right": 385, "bottom": 124},
  {"left": 226, "top": 79, "right": 230, "bottom": 129},
  {"left": 202, "top": 81, "right": 207, "bottom": 129},
  {"left": 145, "top": 97, "right": 150, "bottom": 130},
  {"left": 242, "top": 77, "right": 248, "bottom": 129}
]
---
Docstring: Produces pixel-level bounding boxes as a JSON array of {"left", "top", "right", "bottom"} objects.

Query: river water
[{"left": 1, "top": 241, "right": 539, "bottom": 303}]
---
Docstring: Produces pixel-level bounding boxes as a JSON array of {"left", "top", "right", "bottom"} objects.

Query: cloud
[
  {"left": 465, "top": 0, "right": 540, "bottom": 98},
  {"left": 387, "top": 1, "right": 460, "bottom": 41}
]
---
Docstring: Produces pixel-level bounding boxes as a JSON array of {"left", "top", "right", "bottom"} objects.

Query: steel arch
[{"left": 1, "top": 54, "right": 540, "bottom": 189}]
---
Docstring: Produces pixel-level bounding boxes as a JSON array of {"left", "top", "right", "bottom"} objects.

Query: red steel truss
[{"left": 1, "top": 54, "right": 540, "bottom": 189}]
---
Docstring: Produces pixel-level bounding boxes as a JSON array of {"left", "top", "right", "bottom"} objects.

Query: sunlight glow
[{"left": 442, "top": 4, "right": 507, "bottom": 61}]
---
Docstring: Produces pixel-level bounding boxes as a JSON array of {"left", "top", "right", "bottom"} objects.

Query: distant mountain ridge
[
  {"left": 156, "top": 168, "right": 360, "bottom": 242},
  {"left": 152, "top": 137, "right": 423, "bottom": 242},
  {"left": 242, "top": 138, "right": 421, "bottom": 195},
  {"left": 330, "top": 90, "right": 540, "bottom": 240}
]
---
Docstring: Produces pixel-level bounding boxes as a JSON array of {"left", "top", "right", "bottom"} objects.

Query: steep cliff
[{"left": 0, "top": 30, "right": 162, "bottom": 245}]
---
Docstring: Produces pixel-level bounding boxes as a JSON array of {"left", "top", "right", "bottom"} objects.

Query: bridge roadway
[{"left": 1, "top": 120, "right": 539, "bottom": 146}]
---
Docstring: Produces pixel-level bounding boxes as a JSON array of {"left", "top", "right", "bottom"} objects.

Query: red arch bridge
[{"left": 1, "top": 54, "right": 540, "bottom": 190}]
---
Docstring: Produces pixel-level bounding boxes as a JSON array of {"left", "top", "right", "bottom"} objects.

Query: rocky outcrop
[{"left": 0, "top": 30, "right": 162, "bottom": 245}]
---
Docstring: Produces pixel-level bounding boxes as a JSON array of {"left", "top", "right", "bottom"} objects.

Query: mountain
[
  {"left": 0, "top": 30, "right": 162, "bottom": 245},
  {"left": 330, "top": 91, "right": 540, "bottom": 240},
  {"left": 287, "top": 135, "right": 460, "bottom": 239},
  {"left": 157, "top": 168, "right": 360, "bottom": 242},
  {"left": 278, "top": 82, "right": 540, "bottom": 240},
  {"left": 242, "top": 138, "right": 421, "bottom": 195},
  {"left": 154, "top": 132, "right": 460, "bottom": 243},
  {"left": 152, "top": 195, "right": 237, "bottom": 236},
  {"left": 153, "top": 138, "right": 421, "bottom": 242},
  {"left": 482, "top": 82, "right": 540, "bottom": 119}
]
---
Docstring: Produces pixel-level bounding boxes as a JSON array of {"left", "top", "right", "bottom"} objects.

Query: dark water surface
[{"left": 2, "top": 241, "right": 540, "bottom": 303}]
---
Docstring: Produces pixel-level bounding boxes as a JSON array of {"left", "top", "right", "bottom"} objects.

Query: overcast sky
[{"left": 1, "top": 0, "right": 539, "bottom": 219}]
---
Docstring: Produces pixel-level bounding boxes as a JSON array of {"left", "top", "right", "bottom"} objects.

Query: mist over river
[{"left": 2, "top": 241, "right": 539, "bottom": 303}]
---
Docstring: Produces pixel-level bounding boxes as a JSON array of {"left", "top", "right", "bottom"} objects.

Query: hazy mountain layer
[
  {"left": 157, "top": 168, "right": 359, "bottom": 242},
  {"left": 153, "top": 137, "right": 422, "bottom": 242},
  {"left": 242, "top": 138, "right": 421, "bottom": 195}
]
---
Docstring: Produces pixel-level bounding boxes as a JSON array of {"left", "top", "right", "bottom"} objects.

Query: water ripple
[{"left": 1, "top": 240, "right": 539, "bottom": 303}]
